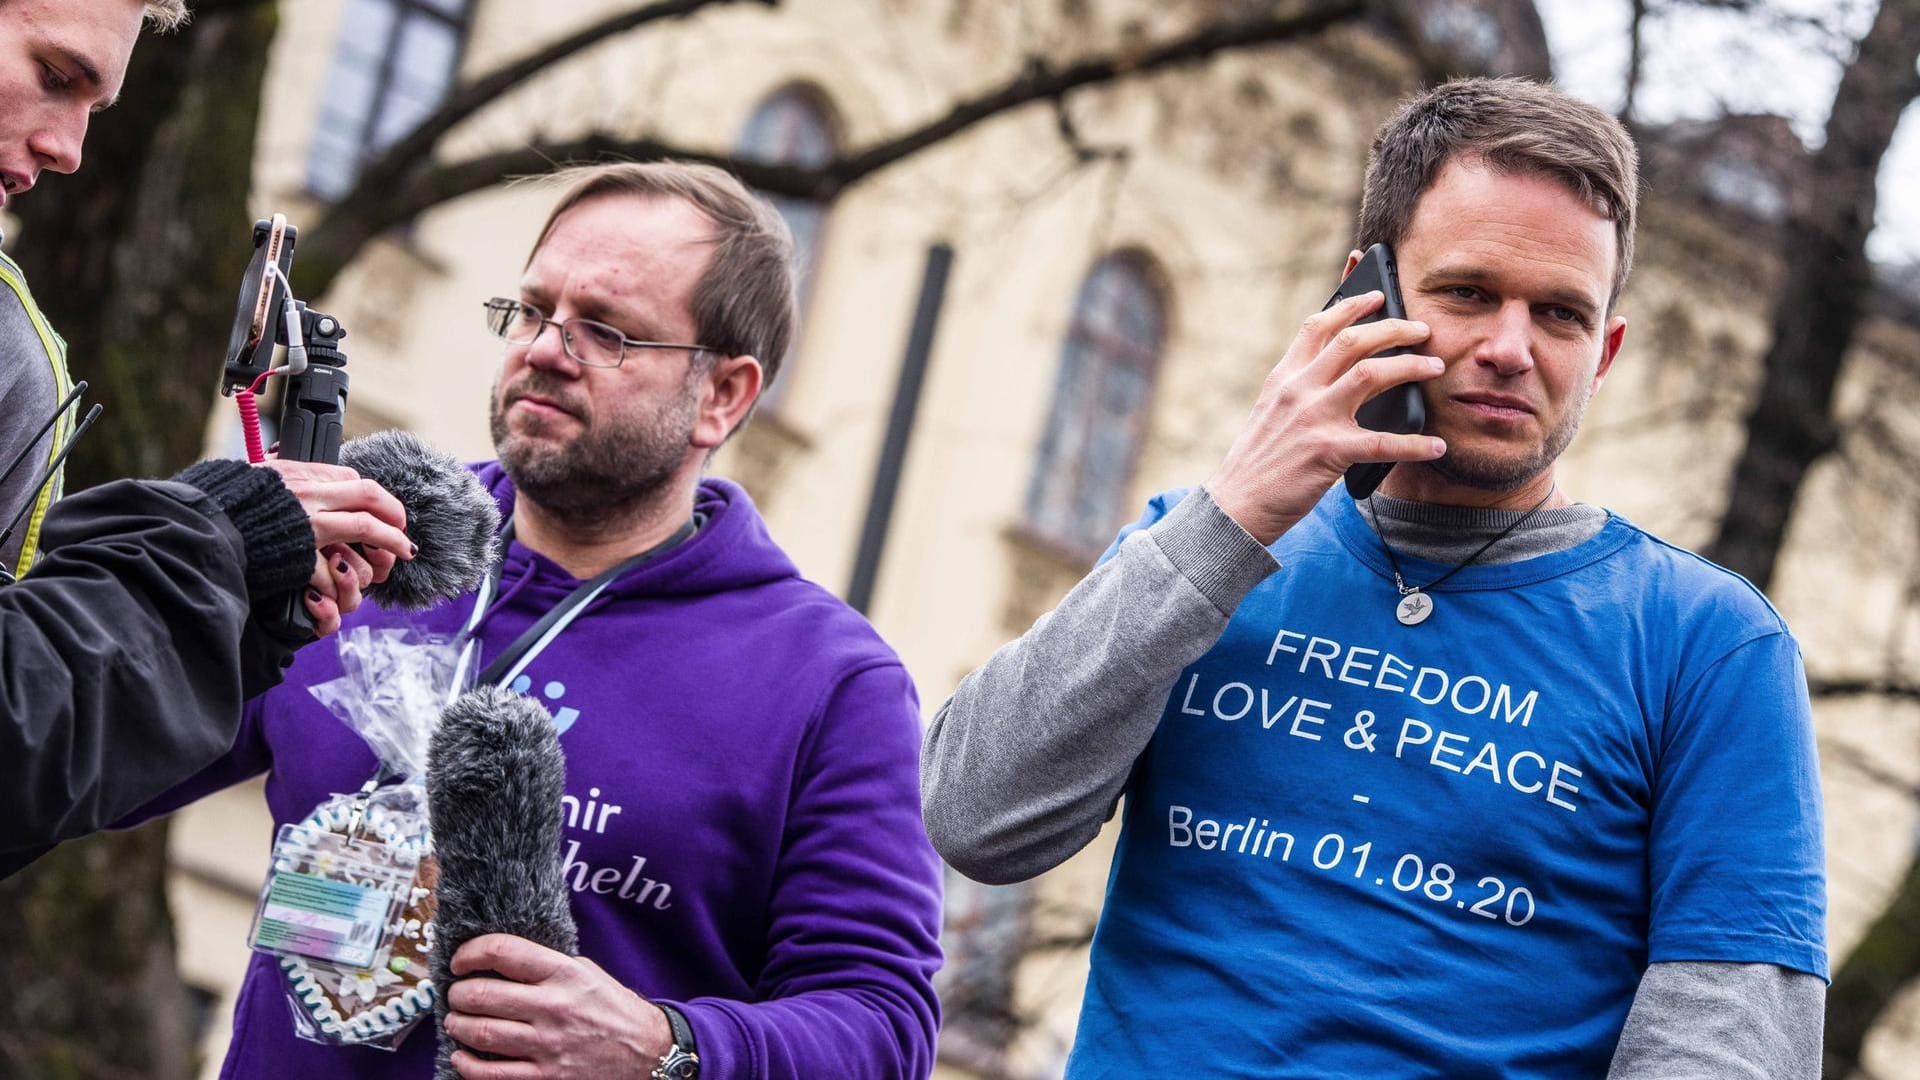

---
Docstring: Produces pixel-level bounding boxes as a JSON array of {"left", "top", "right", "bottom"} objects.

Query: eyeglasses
[{"left": 482, "top": 297, "right": 714, "bottom": 368}]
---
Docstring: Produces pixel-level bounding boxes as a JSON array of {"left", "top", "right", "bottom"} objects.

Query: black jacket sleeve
[{"left": 0, "top": 465, "right": 313, "bottom": 865}]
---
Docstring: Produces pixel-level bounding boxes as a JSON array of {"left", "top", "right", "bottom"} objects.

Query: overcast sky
[{"left": 1535, "top": 0, "right": 1920, "bottom": 265}]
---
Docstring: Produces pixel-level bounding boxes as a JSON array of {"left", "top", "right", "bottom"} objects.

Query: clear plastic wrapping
[{"left": 248, "top": 627, "right": 467, "bottom": 1051}]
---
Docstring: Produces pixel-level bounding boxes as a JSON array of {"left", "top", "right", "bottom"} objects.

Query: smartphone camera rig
[
  {"left": 219, "top": 213, "right": 352, "bottom": 642},
  {"left": 220, "top": 213, "right": 351, "bottom": 466}
]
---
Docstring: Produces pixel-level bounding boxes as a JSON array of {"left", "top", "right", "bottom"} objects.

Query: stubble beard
[
  {"left": 1424, "top": 379, "right": 1593, "bottom": 493},
  {"left": 489, "top": 371, "right": 699, "bottom": 528}
]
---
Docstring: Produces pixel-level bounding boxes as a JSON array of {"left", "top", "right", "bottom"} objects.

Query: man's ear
[
  {"left": 692, "top": 354, "right": 763, "bottom": 449},
  {"left": 1343, "top": 249, "right": 1364, "bottom": 277},
  {"left": 1597, "top": 315, "right": 1627, "bottom": 385}
]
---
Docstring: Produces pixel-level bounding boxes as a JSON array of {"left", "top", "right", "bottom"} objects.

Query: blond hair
[{"left": 143, "top": 0, "right": 189, "bottom": 31}]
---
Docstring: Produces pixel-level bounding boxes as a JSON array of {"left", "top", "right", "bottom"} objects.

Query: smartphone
[
  {"left": 1323, "top": 242, "right": 1426, "bottom": 499},
  {"left": 221, "top": 214, "right": 297, "bottom": 394}
]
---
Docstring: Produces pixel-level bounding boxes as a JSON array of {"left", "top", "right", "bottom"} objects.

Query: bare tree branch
[
  {"left": 1623, "top": 0, "right": 1649, "bottom": 122},
  {"left": 1049, "top": 93, "right": 1130, "bottom": 166},
  {"left": 1820, "top": 739, "right": 1920, "bottom": 800},
  {"left": 1704, "top": 0, "right": 1920, "bottom": 590},
  {"left": 294, "top": 0, "right": 1365, "bottom": 296},
  {"left": 1685, "top": 0, "right": 1862, "bottom": 54},
  {"left": 299, "top": 0, "right": 771, "bottom": 285},
  {"left": 817, "top": 2, "right": 1361, "bottom": 189},
  {"left": 1810, "top": 676, "right": 1920, "bottom": 704}
]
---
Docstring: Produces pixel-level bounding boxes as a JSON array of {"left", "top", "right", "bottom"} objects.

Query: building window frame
[
  {"left": 1024, "top": 251, "right": 1170, "bottom": 558},
  {"left": 734, "top": 83, "right": 841, "bottom": 409},
  {"left": 306, "top": 0, "right": 474, "bottom": 201}
]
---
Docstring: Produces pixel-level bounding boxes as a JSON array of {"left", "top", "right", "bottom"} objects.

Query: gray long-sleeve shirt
[{"left": 922, "top": 486, "right": 1822, "bottom": 1077}]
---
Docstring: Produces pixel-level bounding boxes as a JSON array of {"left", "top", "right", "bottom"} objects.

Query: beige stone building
[{"left": 164, "top": 1, "right": 1920, "bottom": 1077}]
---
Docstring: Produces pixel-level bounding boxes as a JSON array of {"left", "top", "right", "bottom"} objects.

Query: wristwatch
[{"left": 651, "top": 1003, "right": 700, "bottom": 1080}]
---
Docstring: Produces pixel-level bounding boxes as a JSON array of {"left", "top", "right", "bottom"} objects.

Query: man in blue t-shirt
[{"left": 922, "top": 78, "right": 1825, "bottom": 1077}]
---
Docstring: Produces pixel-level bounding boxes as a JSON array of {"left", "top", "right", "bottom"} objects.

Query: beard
[
  {"left": 489, "top": 368, "right": 699, "bottom": 526},
  {"left": 1424, "top": 378, "right": 1593, "bottom": 492}
]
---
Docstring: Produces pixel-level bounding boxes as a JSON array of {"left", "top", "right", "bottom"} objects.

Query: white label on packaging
[
  {"left": 249, "top": 822, "right": 420, "bottom": 969},
  {"left": 253, "top": 871, "right": 389, "bottom": 967}
]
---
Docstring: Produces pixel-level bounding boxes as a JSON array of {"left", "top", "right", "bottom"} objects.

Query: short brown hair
[
  {"left": 1356, "top": 77, "right": 1640, "bottom": 307},
  {"left": 143, "top": 0, "right": 189, "bottom": 31},
  {"left": 530, "top": 161, "right": 797, "bottom": 396}
]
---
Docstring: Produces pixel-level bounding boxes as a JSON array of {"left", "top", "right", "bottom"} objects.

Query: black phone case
[{"left": 1324, "top": 244, "right": 1426, "bottom": 499}]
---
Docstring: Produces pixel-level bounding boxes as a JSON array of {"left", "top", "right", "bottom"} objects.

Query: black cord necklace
[{"left": 1368, "top": 485, "right": 1557, "bottom": 626}]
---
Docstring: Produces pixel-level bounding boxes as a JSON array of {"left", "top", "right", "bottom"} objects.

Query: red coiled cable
[{"left": 235, "top": 369, "right": 276, "bottom": 464}]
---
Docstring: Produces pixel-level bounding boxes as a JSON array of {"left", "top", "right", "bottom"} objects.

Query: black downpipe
[{"left": 847, "top": 242, "right": 955, "bottom": 614}]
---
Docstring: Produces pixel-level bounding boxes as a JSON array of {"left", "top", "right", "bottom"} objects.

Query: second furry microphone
[{"left": 426, "top": 686, "right": 577, "bottom": 1079}]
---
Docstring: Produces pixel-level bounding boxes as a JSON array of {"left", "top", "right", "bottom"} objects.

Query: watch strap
[{"left": 652, "top": 1003, "right": 700, "bottom": 1079}]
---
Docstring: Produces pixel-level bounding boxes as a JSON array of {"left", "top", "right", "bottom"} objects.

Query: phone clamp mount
[
  {"left": 221, "top": 213, "right": 351, "bottom": 467},
  {"left": 220, "top": 213, "right": 353, "bottom": 642}
]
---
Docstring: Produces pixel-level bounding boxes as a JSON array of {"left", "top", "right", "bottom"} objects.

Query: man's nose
[
  {"left": 522, "top": 319, "right": 582, "bottom": 375},
  {"left": 1473, "top": 302, "right": 1535, "bottom": 377},
  {"left": 28, "top": 108, "right": 88, "bottom": 175}
]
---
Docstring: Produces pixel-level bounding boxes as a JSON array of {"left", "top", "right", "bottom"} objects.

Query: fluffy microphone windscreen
[
  {"left": 427, "top": 686, "right": 577, "bottom": 1077},
  {"left": 338, "top": 430, "right": 500, "bottom": 610}
]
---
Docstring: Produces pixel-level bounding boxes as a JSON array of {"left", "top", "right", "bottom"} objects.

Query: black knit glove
[{"left": 173, "top": 459, "right": 315, "bottom": 603}]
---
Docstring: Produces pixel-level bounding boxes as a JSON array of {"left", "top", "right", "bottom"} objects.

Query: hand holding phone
[
  {"left": 1324, "top": 243, "right": 1427, "bottom": 499},
  {"left": 1202, "top": 245, "right": 1444, "bottom": 546}
]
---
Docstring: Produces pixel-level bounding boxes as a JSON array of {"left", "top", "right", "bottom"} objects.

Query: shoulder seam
[
  {"left": 790, "top": 656, "right": 914, "bottom": 802},
  {"left": 805, "top": 656, "right": 910, "bottom": 731},
  {"left": 1625, "top": 523, "right": 1789, "bottom": 630},
  {"left": 1664, "top": 629, "right": 1800, "bottom": 753}
]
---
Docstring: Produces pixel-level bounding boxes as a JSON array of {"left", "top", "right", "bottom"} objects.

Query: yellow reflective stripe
[{"left": 0, "top": 250, "right": 73, "bottom": 578}]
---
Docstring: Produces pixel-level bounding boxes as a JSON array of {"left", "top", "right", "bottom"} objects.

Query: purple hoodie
[{"left": 140, "top": 470, "right": 944, "bottom": 1079}]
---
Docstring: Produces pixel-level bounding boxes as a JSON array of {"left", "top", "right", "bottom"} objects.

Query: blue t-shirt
[{"left": 1065, "top": 488, "right": 1825, "bottom": 1079}]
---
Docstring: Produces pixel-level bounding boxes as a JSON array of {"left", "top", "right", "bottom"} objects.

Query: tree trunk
[
  {"left": 1826, "top": 854, "right": 1920, "bottom": 1076},
  {"left": 0, "top": 824, "right": 192, "bottom": 1080},
  {"left": 1702, "top": 0, "right": 1920, "bottom": 590},
  {"left": 1690, "top": 0, "right": 1920, "bottom": 1071},
  {"left": 0, "top": 6, "right": 279, "bottom": 1078},
  {"left": 1621, "top": 0, "right": 1647, "bottom": 122}
]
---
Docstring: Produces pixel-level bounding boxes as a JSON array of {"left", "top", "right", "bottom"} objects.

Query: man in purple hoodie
[{"left": 136, "top": 162, "right": 944, "bottom": 1080}]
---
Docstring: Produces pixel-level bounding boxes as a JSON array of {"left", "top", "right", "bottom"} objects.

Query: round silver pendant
[{"left": 1395, "top": 591, "right": 1434, "bottom": 626}]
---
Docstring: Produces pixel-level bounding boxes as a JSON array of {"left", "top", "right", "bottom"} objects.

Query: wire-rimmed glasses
[{"left": 482, "top": 297, "right": 713, "bottom": 368}]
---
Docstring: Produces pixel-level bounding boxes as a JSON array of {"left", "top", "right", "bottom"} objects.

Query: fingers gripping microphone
[
  {"left": 427, "top": 687, "right": 578, "bottom": 1078},
  {"left": 338, "top": 431, "right": 501, "bottom": 611}
]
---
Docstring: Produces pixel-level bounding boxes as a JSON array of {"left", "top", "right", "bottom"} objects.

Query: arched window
[
  {"left": 1027, "top": 253, "right": 1168, "bottom": 556},
  {"left": 735, "top": 85, "right": 839, "bottom": 405},
  {"left": 308, "top": 0, "right": 472, "bottom": 200}
]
